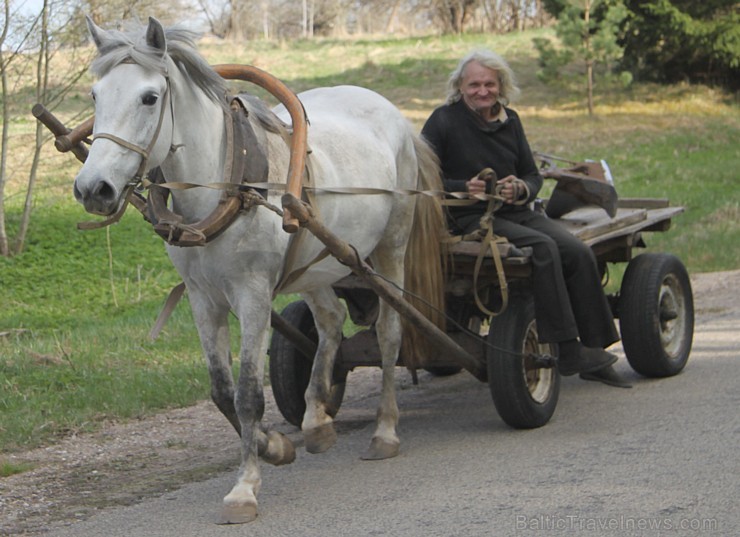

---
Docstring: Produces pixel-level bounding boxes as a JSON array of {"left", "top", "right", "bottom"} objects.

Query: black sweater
[{"left": 421, "top": 99, "right": 542, "bottom": 221}]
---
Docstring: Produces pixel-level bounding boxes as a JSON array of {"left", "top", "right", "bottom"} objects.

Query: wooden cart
[{"left": 268, "top": 197, "right": 694, "bottom": 430}]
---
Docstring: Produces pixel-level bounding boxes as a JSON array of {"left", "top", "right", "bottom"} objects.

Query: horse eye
[
  {"left": 142, "top": 93, "right": 158, "bottom": 106},
  {"left": 90, "top": 91, "right": 96, "bottom": 102}
]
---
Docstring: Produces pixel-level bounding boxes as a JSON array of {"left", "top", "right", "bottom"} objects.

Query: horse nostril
[
  {"left": 93, "top": 180, "right": 116, "bottom": 201},
  {"left": 73, "top": 182, "right": 85, "bottom": 202}
]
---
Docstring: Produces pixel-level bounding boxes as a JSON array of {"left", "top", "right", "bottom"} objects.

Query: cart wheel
[
  {"left": 269, "top": 300, "right": 346, "bottom": 427},
  {"left": 487, "top": 295, "right": 559, "bottom": 429},
  {"left": 619, "top": 253, "right": 694, "bottom": 377}
]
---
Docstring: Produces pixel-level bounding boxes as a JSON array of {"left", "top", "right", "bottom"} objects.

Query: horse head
[{"left": 73, "top": 17, "right": 178, "bottom": 216}]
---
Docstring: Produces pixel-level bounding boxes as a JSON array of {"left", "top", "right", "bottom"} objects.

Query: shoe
[
  {"left": 580, "top": 365, "right": 633, "bottom": 388},
  {"left": 558, "top": 345, "right": 617, "bottom": 376}
]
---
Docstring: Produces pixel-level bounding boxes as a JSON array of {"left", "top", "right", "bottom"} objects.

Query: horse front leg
[
  {"left": 188, "top": 290, "right": 242, "bottom": 435},
  {"left": 218, "top": 306, "right": 294, "bottom": 524},
  {"left": 301, "top": 288, "right": 346, "bottom": 454}
]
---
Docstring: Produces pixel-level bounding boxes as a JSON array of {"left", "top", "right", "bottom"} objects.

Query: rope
[
  {"left": 136, "top": 177, "right": 505, "bottom": 207},
  {"left": 470, "top": 193, "right": 510, "bottom": 318}
]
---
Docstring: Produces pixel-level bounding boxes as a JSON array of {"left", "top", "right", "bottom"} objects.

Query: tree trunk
[
  {"left": 585, "top": 0, "right": 594, "bottom": 116},
  {"left": 586, "top": 59, "right": 594, "bottom": 116},
  {"left": 385, "top": 0, "right": 402, "bottom": 33},
  {"left": 16, "top": 0, "right": 50, "bottom": 254},
  {"left": 0, "top": 0, "right": 10, "bottom": 256},
  {"left": 302, "top": 0, "right": 307, "bottom": 37},
  {"left": 261, "top": 0, "right": 269, "bottom": 39},
  {"left": 227, "top": 0, "right": 248, "bottom": 41}
]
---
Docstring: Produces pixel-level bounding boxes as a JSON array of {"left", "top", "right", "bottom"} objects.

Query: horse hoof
[
  {"left": 262, "top": 430, "right": 296, "bottom": 466},
  {"left": 304, "top": 422, "right": 337, "bottom": 454},
  {"left": 361, "top": 437, "right": 400, "bottom": 460},
  {"left": 216, "top": 501, "right": 258, "bottom": 525}
]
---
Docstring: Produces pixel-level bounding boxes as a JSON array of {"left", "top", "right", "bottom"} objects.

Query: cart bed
[{"left": 449, "top": 198, "right": 684, "bottom": 269}]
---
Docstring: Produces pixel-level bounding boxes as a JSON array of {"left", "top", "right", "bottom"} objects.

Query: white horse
[{"left": 73, "top": 17, "right": 445, "bottom": 523}]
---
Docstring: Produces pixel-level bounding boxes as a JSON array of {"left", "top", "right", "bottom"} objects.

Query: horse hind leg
[
  {"left": 360, "top": 297, "right": 402, "bottom": 460},
  {"left": 300, "top": 288, "right": 345, "bottom": 454},
  {"left": 361, "top": 250, "right": 405, "bottom": 461}
]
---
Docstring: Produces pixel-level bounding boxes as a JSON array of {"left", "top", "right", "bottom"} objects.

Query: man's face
[{"left": 460, "top": 60, "right": 500, "bottom": 114}]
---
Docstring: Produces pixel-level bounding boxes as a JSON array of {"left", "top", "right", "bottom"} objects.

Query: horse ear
[
  {"left": 146, "top": 17, "right": 167, "bottom": 57},
  {"left": 85, "top": 15, "right": 105, "bottom": 50}
]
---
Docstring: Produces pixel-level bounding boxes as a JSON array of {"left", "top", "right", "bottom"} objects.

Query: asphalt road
[{"left": 47, "top": 308, "right": 738, "bottom": 537}]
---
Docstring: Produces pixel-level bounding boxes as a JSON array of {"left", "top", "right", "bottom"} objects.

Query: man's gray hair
[{"left": 445, "top": 49, "right": 521, "bottom": 106}]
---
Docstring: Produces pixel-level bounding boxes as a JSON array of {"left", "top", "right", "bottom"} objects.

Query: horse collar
[{"left": 144, "top": 99, "right": 257, "bottom": 247}]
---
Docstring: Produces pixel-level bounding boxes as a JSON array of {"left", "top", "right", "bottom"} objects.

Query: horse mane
[
  {"left": 89, "top": 21, "right": 229, "bottom": 111},
  {"left": 236, "top": 93, "right": 292, "bottom": 138}
]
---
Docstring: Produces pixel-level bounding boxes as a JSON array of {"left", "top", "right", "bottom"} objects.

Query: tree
[
  {"left": 0, "top": 0, "right": 92, "bottom": 256},
  {"left": 619, "top": 1, "right": 739, "bottom": 90},
  {"left": 430, "top": 0, "right": 478, "bottom": 33},
  {"left": 0, "top": 0, "right": 8, "bottom": 256},
  {"left": 0, "top": 0, "right": 33, "bottom": 256},
  {"left": 535, "top": 0, "right": 628, "bottom": 115}
]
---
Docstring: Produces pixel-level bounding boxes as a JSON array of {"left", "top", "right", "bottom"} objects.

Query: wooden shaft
[
  {"left": 281, "top": 193, "right": 487, "bottom": 381},
  {"left": 55, "top": 116, "right": 94, "bottom": 153},
  {"left": 213, "top": 64, "right": 307, "bottom": 233},
  {"left": 270, "top": 309, "right": 317, "bottom": 360},
  {"left": 31, "top": 103, "right": 89, "bottom": 163}
]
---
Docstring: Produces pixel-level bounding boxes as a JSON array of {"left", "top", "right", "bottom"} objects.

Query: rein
[{"left": 66, "top": 61, "right": 500, "bottom": 247}]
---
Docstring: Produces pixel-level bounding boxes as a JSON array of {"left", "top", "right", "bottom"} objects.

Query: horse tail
[{"left": 401, "top": 134, "right": 450, "bottom": 371}]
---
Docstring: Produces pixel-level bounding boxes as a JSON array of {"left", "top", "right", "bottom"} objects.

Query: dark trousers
[{"left": 454, "top": 209, "right": 619, "bottom": 348}]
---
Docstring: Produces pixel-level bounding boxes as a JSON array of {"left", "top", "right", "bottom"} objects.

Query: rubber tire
[
  {"left": 269, "top": 300, "right": 346, "bottom": 427},
  {"left": 619, "top": 253, "right": 694, "bottom": 377},
  {"left": 487, "top": 295, "right": 559, "bottom": 429}
]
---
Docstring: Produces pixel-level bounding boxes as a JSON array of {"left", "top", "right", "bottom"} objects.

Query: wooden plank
[
  {"left": 557, "top": 207, "right": 648, "bottom": 241},
  {"left": 449, "top": 240, "right": 518, "bottom": 258},
  {"left": 617, "top": 198, "right": 670, "bottom": 209},
  {"left": 578, "top": 206, "right": 684, "bottom": 247}
]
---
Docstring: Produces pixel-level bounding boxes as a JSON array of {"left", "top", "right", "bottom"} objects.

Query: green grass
[
  {"left": 0, "top": 459, "right": 34, "bottom": 477},
  {"left": 1, "top": 28, "right": 738, "bottom": 455}
]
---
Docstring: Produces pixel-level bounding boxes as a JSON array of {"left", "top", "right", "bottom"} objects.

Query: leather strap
[
  {"left": 149, "top": 281, "right": 186, "bottom": 340},
  {"left": 145, "top": 98, "right": 251, "bottom": 246}
]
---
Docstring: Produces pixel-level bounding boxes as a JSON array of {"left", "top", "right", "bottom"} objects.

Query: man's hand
[
  {"left": 496, "top": 175, "right": 528, "bottom": 204},
  {"left": 466, "top": 168, "right": 496, "bottom": 195},
  {"left": 466, "top": 176, "right": 488, "bottom": 195}
]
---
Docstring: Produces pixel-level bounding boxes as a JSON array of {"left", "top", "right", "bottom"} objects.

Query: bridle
[
  {"left": 92, "top": 75, "right": 173, "bottom": 188},
  {"left": 79, "top": 70, "right": 173, "bottom": 230}
]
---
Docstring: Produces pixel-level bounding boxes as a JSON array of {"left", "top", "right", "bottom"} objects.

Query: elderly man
[{"left": 422, "top": 49, "right": 629, "bottom": 387}]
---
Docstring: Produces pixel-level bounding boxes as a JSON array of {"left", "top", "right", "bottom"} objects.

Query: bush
[{"left": 620, "top": 1, "right": 740, "bottom": 90}]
